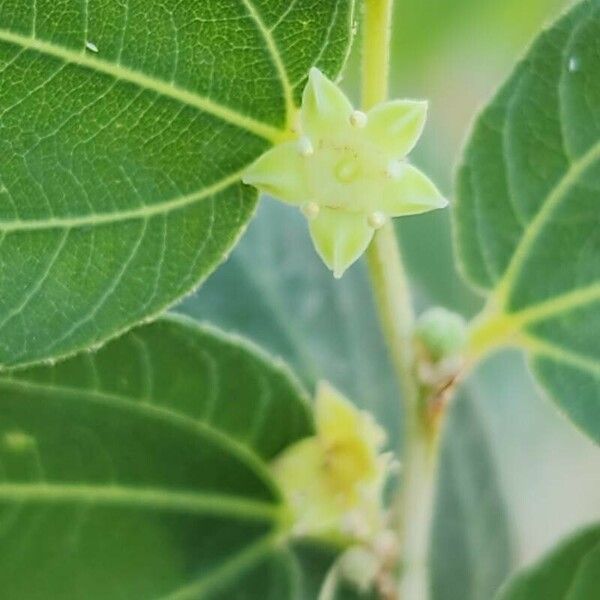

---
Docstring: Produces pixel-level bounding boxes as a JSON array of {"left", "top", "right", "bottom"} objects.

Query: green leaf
[
  {"left": 496, "top": 524, "right": 600, "bottom": 600},
  {"left": 454, "top": 0, "right": 600, "bottom": 442},
  {"left": 177, "top": 199, "right": 514, "bottom": 597},
  {"left": 0, "top": 0, "right": 355, "bottom": 369},
  {"left": 0, "top": 314, "right": 318, "bottom": 598},
  {"left": 431, "top": 392, "right": 514, "bottom": 600}
]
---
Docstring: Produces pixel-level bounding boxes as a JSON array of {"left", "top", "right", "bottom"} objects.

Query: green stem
[
  {"left": 361, "top": 0, "right": 394, "bottom": 111},
  {"left": 365, "top": 223, "right": 417, "bottom": 410},
  {"left": 361, "top": 1, "right": 442, "bottom": 598},
  {"left": 395, "top": 417, "right": 439, "bottom": 599}
]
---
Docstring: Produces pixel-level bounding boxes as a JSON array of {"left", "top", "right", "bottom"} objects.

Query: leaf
[
  {"left": 0, "top": 0, "right": 356, "bottom": 369},
  {"left": 177, "top": 199, "right": 514, "bottom": 597},
  {"left": 0, "top": 314, "right": 318, "bottom": 598},
  {"left": 454, "top": 0, "right": 600, "bottom": 442},
  {"left": 431, "top": 391, "right": 514, "bottom": 600},
  {"left": 496, "top": 523, "right": 600, "bottom": 600}
]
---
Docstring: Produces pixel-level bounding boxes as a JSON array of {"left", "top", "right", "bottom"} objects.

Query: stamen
[
  {"left": 301, "top": 201, "right": 320, "bottom": 220},
  {"left": 386, "top": 160, "right": 403, "bottom": 179},
  {"left": 349, "top": 110, "right": 368, "bottom": 128},
  {"left": 368, "top": 212, "right": 386, "bottom": 229},
  {"left": 297, "top": 136, "right": 314, "bottom": 157}
]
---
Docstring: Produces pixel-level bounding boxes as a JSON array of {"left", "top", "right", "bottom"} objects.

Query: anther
[
  {"left": 368, "top": 212, "right": 386, "bottom": 229},
  {"left": 301, "top": 201, "right": 320, "bottom": 220},
  {"left": 349, "top": 110, "right": 368, "bottom": 128},
  {"left": 386, "top": 160, "right": 403, "bottom": 179},
  {"left": 297, "top": 136, "right": 314, "bottom": 157}
]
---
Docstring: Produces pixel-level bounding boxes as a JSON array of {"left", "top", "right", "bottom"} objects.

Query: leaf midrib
[
  {"left": 507, "top": 283, "right": 600, "bottom": 326},
  {"left": 0, "top": 169, "right": 244, "bottom": 231},
  {"left": 495, "top": 138, "right": 600, "bottom": 306},
  {"left": 483, "top": 2, "right": 599, "bottom": 310},
  {"left": 0, "top": 377, "right": 280, "bottom": 499},
  {"left": 469, "top": 140, "right": 600, "bottom": 357},
  {"left": 0, "top": 28, "right": 286, "bottom": 143},
  {"left": 0, "top": 482, "right": 282, "bottom": 522},
  {"left": 241, "top": 0, "right": 296, "bottom": 124}
]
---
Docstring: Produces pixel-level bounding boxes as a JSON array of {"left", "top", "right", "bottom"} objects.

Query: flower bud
[{"left": 414, "top": 307, "right": 467, "bottom": 363}]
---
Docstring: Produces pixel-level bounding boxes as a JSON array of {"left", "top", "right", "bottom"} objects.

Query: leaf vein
[
  {"left": 524, "top": 334, "right": 600, "bottom": 376},
  {"left": 240, "top": 0, "right": 295, "bottom": 124},
  {"left": 0, "top": 483, "right": 281, "bottom": 521},
  {"left": 496, "top": 139, "right": 600, "bottom": 305},
  {"left": 0, "top": 376, "right": 280, "bottom": 497},
  {"left": 0, "top": 169, "right": 244, "bottom": 231},
  {"left": 0, "top": 28, "right": 284, "bottom": 142}
]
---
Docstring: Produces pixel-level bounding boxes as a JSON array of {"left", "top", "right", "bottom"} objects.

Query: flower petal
[
  {"left": 301, "top": 67, "right": 353, "bottom": 139},
  {"left": 308, "top": 208, "right": 374, "bottom": 278},
  {"left": 365, "top": 100, "right": 428, "bottom": 158},
  {"left": 315, "top": 382, "right": 363, "bottom": 444},
  {"left": 380, "top": 163, "right": 447, "bottom": 216},
  {"left": 315, "top": 382, "right": 386, "bottom": 484},
  {"left": 241, "top": 142, "right": 310, "bottom": 204},
  {"left": 272, "top": 382, "right": 390, "bottom": 541},
  {"left": 318, "top": 384, "right": 386, "bottom": 454},
  {"left": 271, "top": 437, "right": 342, "bottom": 535}
]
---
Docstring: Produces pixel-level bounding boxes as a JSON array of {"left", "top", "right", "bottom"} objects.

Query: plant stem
[
  {"left": 362, "top": 1, "right": 442, "bottom": 598},
  {"left": 365, "top": 224, "right": 417, "bottom": 411},
  {"left": 395, "top": 416, "right": 439, "bottom": 599},
  {"left": 361, "top": 0, "right": 394, "bottom": 111}
]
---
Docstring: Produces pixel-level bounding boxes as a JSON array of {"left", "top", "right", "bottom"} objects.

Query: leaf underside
[
  {"left": 431, "top": 392, "right": 514, "bottom": 600},
  {"left": 0, "top": 315, "right": 319, "bottom": 599},
  {"left": 496, "top": 524, "right": 600, "bottom": 600},
  {"left": 455, "top": 0, "right": 600, "bottom": 442},
  {"left": 0, "top": 0, "right": 355, "bottom": 369}
]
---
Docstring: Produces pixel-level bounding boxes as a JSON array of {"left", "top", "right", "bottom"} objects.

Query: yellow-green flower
[
  {"left": 272, "top": 382, "right": 391, "bottom": 542},
  {"left": 243, "top": 68, "right": 446, "bottom": 278}
]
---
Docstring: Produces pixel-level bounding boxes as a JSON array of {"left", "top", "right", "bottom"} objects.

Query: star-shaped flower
[
  {"left": 272, "top": 382, "right": 391, "bottom": 542},
  {"left": 242, "top": 68, "right": 447, "bottom": 278}
]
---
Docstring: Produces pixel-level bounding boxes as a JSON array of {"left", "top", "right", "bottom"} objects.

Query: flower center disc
[{"left": 334, "top": 156, "right": 362, "bottom": 184}]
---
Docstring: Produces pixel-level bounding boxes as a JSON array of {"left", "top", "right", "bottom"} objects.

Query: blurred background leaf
[
  {"left": 496, "top": 523, "right": 600, "bottom": 600},
  {"left": 431, "top": 391, "right": 513, "bottom": 600}
]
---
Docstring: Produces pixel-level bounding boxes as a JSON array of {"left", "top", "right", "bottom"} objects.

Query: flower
[
  {"left": 272, "top": 382, "right": 391, "bottom": 542},
  {"left": 242, "top": 68, "right": 447, "bottom": 278}
]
